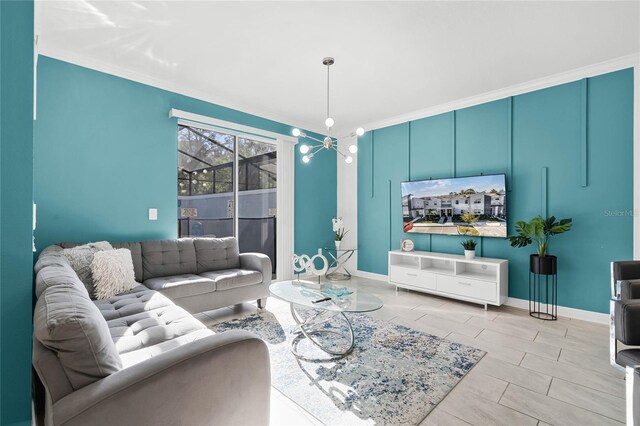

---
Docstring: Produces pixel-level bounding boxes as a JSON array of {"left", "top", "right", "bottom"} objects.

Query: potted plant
[
  {"left": 332, "top": 217, "right": 348, "bottom": 250},
  {"left": 461, "top": 239, "right": 477, "bottom": 259},
  {"left": 508, "top": 216, "right": 572, "bottom": 275}
]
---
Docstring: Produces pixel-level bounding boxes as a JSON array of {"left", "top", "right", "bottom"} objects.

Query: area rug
[{"left": 210, "top": 310, "right": 485, "bottom": 425}]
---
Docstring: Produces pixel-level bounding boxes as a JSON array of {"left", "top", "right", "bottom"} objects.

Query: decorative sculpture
[{"left": 292, "top": 249, "right": 328, "bottom": 284}]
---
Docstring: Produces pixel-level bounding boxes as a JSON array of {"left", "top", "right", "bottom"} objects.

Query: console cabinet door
[
  {"left": 436, "top": 275, "right": 497, "bottom": 302},
  {"left": 389, "top": 268, "right": 436, "bottom": 290}
]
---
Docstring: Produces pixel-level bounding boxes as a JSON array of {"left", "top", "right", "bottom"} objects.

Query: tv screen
[{"left": 401, "top": 174, "right": 507, "bottom": 238}]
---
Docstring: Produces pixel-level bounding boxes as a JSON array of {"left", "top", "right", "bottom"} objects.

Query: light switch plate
[{"left": 149, "top": 208, "right": 158, "bottom": 221}]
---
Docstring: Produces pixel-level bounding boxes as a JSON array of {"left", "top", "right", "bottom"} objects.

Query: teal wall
[
  {"left": 34, "top": 57, "right": 336, "bottom": 256},
  {"left": 358, "top": 69, "right": 634, "bottom": 313},
  {"left": 0, "top": 1, "right": 35, "bottom": 425}
]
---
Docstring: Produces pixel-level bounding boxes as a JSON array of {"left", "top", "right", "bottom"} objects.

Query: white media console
[{"left": 388, "top": 250, "right": 508, "bottom": 310}]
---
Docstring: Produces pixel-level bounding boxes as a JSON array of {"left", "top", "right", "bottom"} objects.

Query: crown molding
[
  {"left": 39, "top": 46, "right": 638, "bottom": 141},
  {"left": 361, "top": 53, "right": 640, "bottom": 132},
  {"left": 37, "top": 45, "right": 311, "bottom": 133}
]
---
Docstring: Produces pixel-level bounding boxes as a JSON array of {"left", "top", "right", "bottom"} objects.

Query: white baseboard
[
  {"left": 354, "top": 269, "right": 389, "bottom": 282},
  {"left": 352, "top": 270, "right": 609, "bottom": 324},
  {"left": 503, "top": 297, "right": 609, "bottom": 324}
]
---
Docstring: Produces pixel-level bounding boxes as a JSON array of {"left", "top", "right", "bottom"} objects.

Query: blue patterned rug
[{"left": 211, "top": 310, "right": 484, "bottom": 425}]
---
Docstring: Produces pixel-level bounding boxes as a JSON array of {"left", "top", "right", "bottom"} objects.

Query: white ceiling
[{"left": 36, "top": 1, "right": 640, "bottom": 135}]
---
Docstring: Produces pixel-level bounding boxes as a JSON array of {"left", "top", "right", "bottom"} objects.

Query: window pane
[
  {"left": 238, "top": 138, "right": 276, "bottom": 271},
  {"left": 178, "top": 125, "right": 234, "bottom": 238}
]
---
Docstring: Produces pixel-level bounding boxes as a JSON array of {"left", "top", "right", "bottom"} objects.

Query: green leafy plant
[
  {"left": 461, "top": 239, "right": 477, "bottom": 251},
  {"left": 508, "top": 216, "right": 572, "bottom": 257}
]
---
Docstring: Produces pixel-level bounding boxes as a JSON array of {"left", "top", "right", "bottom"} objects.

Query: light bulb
[
  {"left": 302, "top": 155, "right": 310, "bottom": 163},
  {"left": 356, "top": 127, "right": 365, "bottom": 136},
  {"left": 292, "top": 128, "right": 301, "bottom": 137},
  {"left": 348, "top": 144, "right": 358, "bottom": 154},
  {"left": 345, "top": 156, "right": 353, "bottom": 164},
  {"left": 299, "top": 144, "right": 309, "bottom": 154},
  {"left": 325, "top": 117, "right": 334, "bottom": 128}
]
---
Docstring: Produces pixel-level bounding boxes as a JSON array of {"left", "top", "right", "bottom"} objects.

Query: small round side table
[{"left": 323, "top": 248, "right": 357, "bottom": 281}]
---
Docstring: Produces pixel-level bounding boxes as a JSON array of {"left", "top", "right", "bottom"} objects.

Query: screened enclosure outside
[{"left": 177, "top": 124, "right": 276, "bottom": 271}]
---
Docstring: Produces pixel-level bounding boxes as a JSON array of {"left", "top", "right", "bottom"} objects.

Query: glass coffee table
[{"left": 269, "top": 280, "right": 383, "bottom": 358}]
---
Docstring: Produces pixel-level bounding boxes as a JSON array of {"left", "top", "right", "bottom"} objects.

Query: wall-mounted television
[{"left": 401, "top": 174, "right": 507, "bottom": 238}]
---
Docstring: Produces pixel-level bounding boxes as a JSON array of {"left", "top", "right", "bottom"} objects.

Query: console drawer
[
  {"left": 436, "top": 275, "right": 497, "bottom": 302},
  {"left": 389, "top": 268, "right": 436, "bottom": 290}
]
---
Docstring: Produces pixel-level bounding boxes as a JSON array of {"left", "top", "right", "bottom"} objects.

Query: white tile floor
[{"left": 195, "top": 276, "right": 624, "bottom": 426}]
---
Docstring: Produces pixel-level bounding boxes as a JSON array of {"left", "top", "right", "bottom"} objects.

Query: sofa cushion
[
  {"left": 194, "top": 237, "right": 240, "bottom": 273},
  {"left": 106, "top": 304, "right": 209, "bottom": 355},
  {"left": 143, "top": 274, "right": 216, "bottom": 299},
  {"left": 111, "top": 242, "right": 143, "bottom": 282},
  {"left": 35, "top": 260, "right": 91, "bottom": 300},
  {"left": 93, "top": 285, "right": 175, "bottom": 321},
  {"left": 34, "top": 245, "right": 67, "bottom": 275},
  {"left": 118, "top": 329, "right": 215, "bottom": 368},
  {"left": 141, "top": 239, "right": 197, "bottom": 280},
  {"left": 199, "top": 269, "right": 263, "bottom": 291},
  {"left": 34, "top": 285, "right": 122, "bottom": 390},
  {"left": 61, "top": 242, "right": 113, "bottom": 298},
  {"left": 92, "top": 249, "right": 139, "bottom": 300},
  {"left": 60, "top": 241, "right": 143, "bottom": 282}
]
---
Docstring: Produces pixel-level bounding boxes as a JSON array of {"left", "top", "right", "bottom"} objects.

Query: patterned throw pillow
[
  {"left": 62, "top": 241, "right": 113, "bottom": 298},
  {"left": 91, "top": 249, "right": 138, "bottom": 300}
]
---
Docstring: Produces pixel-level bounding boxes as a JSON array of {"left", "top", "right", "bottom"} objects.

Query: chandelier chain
[{"left": 326, "top": 62, "right": 330, "bottom": 121}]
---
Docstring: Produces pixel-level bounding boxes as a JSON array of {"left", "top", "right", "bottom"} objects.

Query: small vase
[
  {"left": 335, "top": 240, "right": 341, "bottom": 250},
  {"left": 464, "top": 249, "right": 475, "bottom": 260}
]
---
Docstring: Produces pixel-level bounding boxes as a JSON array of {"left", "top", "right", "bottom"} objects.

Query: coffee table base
[{"left": 289, "top": 304, "right": 354, "bottom": 359}]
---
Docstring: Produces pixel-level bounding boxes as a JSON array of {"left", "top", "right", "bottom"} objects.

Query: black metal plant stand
[{"left": 529, "top": 254, "right": 558, "bottom": 321}]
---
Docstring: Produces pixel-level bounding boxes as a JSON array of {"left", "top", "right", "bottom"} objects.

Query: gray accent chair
[
  {"left": 610, "top": 261, "right": 640, "bottom": 369},
  {"left": 610, "top": 261, "right": 640, "bottom": 425},
  {"left": 33, "top": 237, "right": 272, "bottom": 426}
]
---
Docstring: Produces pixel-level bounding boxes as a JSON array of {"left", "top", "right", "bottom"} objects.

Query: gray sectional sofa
[{"left": 33, "top": 237, "right": 272, "bottom": 426}]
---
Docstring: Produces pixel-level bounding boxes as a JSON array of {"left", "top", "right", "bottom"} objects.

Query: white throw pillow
[
  {"left": 91, "top": 249, "right": 138, "bottom": 300},
  {"left": 62, "top": 241, "right": 113, "bottom": 298}
]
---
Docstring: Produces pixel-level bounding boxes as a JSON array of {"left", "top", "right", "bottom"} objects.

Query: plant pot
[
  {"left": 335, "top": 240, "right": 341, "bottom": 250},
  {"left": 464, "top": 249, "right": 476, "bottom": 260},
  {"left": 530, "top": 254, "right": 557, "bottom": 275}
]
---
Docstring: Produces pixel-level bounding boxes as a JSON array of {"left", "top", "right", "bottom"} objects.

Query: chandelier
[{"left": 292, "top": 57, "right": 364, "bottom": 164}]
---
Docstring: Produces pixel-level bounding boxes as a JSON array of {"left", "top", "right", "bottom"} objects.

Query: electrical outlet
[{"left": 149, "top": 208, "right": 158, "bottom": 221}]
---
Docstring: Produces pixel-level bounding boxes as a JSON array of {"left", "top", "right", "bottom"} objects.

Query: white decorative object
[
  {"left": 333, "top": 217, "right": 348, "bottom": 247},
  {"left": 91, "top": 249, "right": 138, "bottom": 300},
  {"left": 464, "top": 250, "right": 476, "bottom": 260},
  {"left": 388, "top": 250, "right": 508, "bottom": 310},
  {"left": 292, "top": 57, "right": 363, "bottom": 164},
  {"left": 291, "top": 249, "right": 329, "bottom": 278},
  {"left": 401, "top": 238, "right": 415, "bottom": 252},
  {"left": 62, "top": 241, "right": 114, "bottom": 298}
]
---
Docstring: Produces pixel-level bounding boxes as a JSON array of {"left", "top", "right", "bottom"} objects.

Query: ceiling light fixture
[{"left": 292, "top": 57, "right": 364, "bottom": 164}]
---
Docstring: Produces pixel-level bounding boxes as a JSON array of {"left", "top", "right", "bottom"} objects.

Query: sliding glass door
[
  {"left": 237, "top": 137, "right": 277, "bottom": 269},
  {"left": 177, "top": 124, "right": 276, "bottom": 271}
]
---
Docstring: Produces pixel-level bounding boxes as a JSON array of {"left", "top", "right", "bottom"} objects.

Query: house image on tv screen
[{"left": 401, "top": 174, "right": 507, "bottom": 238}]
